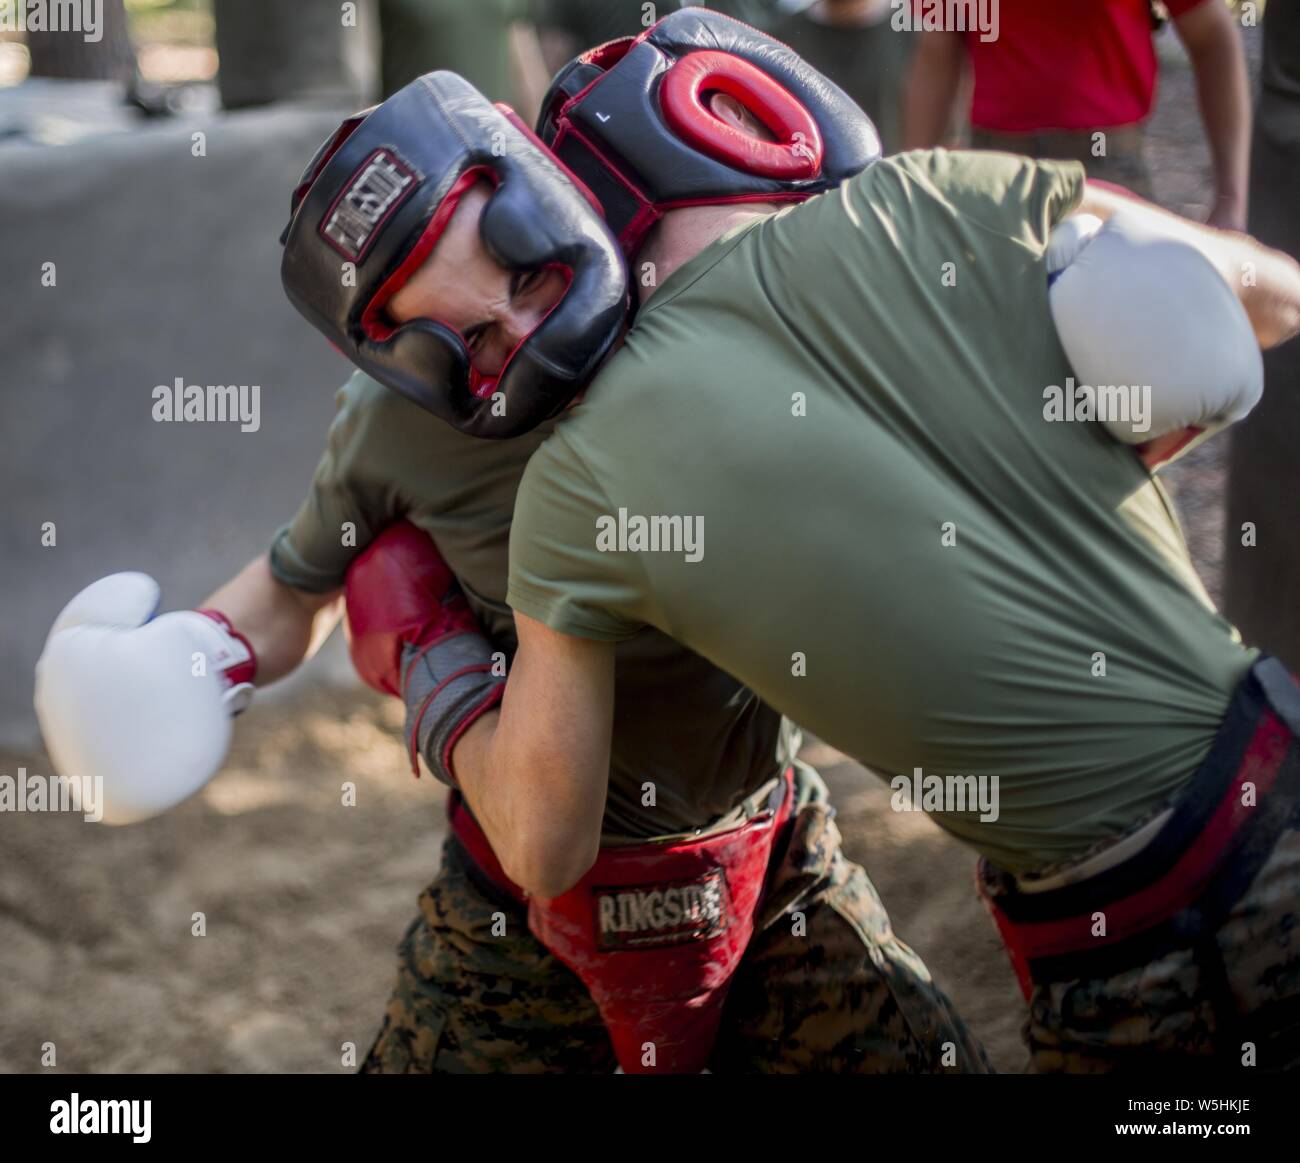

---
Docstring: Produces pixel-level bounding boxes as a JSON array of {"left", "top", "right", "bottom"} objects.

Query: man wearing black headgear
[{"left": 34, "top": 18, "right": 992, "bottom": 1075}]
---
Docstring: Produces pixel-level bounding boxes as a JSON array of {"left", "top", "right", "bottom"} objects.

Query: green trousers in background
[{"left": 378, "top": 0, "right": 530, "bottom": 100}]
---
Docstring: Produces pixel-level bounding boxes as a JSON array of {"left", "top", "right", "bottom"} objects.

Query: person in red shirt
[{"left": 903, "top": 0, "right": 1251, "bottom": 227}]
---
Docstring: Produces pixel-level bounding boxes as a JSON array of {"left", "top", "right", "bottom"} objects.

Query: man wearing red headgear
[{"left": 353, "top": 12, "right": 1300, "bottom": 1072}]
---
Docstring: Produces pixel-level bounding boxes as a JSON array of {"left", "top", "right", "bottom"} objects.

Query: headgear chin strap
[
  {"left": 281, "top": 71, "right": 629, "bottom": 438},
  {"left": 537, "top": 8, "right": 883, "bottom": 256}
]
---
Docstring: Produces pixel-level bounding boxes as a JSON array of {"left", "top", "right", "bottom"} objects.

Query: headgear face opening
[
  {"left": 280, "top": 71, "right": 630, "bottom": 438},
  {"left": 537, "top": 8, "right": 884, "bottom": 256}
]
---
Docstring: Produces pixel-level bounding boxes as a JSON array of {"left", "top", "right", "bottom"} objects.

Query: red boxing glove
[
  {"left": 345, "top": 521, "right": 469, "bottom": 696},
  {"left": 345, "top": 521, "right": 504, "bottom": 783}
]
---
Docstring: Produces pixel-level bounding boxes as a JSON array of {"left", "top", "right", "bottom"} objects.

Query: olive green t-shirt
[
  {"left": 269, "top": 373, "right": 798, "bottom": 840},
  {"left": 507, "top": 149, "right": 1258, "bottom": 874}
]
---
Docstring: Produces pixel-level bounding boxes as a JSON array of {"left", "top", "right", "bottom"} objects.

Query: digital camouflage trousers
[
  {"left": 1026, "top": 821, "right": 1300, "bottom": 1074},
  {"left": 361, "top": 797, "right": 994, "bottom": 1074}
]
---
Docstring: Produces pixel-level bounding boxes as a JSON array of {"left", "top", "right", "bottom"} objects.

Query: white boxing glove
[
  {"left": 34, "top": 573, "right": 257, "bottom": 825},
  {"left": 1047, "top": 208, "right": 1264, "bottom": 462}
]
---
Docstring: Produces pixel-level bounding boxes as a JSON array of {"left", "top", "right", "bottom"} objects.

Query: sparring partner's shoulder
[
  {"left": 506, "top": 423, "right": 649, "bottom": 645},
  {"left": 268, "top": 370, "right": 415, "bottom": 594},
  {"left": 868, "top": 148, "right": 1087, "bottom": 253}
]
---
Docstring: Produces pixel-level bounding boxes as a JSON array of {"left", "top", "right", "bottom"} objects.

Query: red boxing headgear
[{"left": 537, "top": 8, "right": 883, "bottom": 256}]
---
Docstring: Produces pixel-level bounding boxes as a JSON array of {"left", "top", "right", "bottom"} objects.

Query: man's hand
[
  {"left": 1047, "top": 207, "right": 1265, "bottom": 466},
  {"left": 1074, "top": 183, "right": 1300, "bottom": 352},
  {"left": 345, "top": 521, "right": 504, "bottom": 784},
  {"left": 35, "top": 552, "right": 343, "bottom": 824},
  {"left": 34, "top": 573, "right": 259, "bottom": 823},
  {"left": 346, "top": 524, "right": 613, "bottom": 898}
]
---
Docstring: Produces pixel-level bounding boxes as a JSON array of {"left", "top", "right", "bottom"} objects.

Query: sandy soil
[{"left": 0, "top": 20, "right": 1259, "bottom": 1074}]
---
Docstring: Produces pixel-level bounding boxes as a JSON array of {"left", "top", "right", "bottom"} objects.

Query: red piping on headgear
[
  {"left": 549, "top": 122, "right": 661, "bottom": 254},
  {"left": 359, "top": 166, "right": 493, "bottom": 344},
  {"left": 552, "top": 121, "right": 814, "bottom": 256},
  {"left": 583, "top": 35, "right": 637, "bottom": 70},
  {"left": 546, "top": 28, "right": 828, "bottom": 256},
  {"left": 290, "top": 111, "right": 369, "bottom": 215},
  {"left": 659, "top": 190, "right": 813, "bottom": 213},
  {"left": 494, "top": 103, "right": 607, "bottom": 219},
  {"left": 359, "top": 165, "right": 580, "bottom": 401}
]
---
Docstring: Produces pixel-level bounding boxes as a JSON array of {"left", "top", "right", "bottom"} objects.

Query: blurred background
[{"left": 1, "top": 0, "right": 1296, "bottom": 1073}]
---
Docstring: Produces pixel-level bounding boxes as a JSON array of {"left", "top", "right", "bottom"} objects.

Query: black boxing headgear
[
  {"left": 280, "top": 71, "right": 629, "bottom": 438},
  {"left": 537, "top": 8, "right": 883, "bottom": 255}
]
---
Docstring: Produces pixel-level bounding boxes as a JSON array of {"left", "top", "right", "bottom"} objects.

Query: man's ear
[{"left": 705, "top": 91, "right": 777, "bottom": 143}]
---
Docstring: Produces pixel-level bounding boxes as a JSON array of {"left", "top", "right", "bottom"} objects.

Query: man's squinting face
[{"left": 386, "top": 182, "right": 567, "bottom": 376}]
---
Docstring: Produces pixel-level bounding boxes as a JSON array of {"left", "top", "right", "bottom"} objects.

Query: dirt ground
[{"left": 0, "top": 21, "right": 1261, "bottom": 1074}]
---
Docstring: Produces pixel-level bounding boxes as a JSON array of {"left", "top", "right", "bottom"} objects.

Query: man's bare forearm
[
  {"left": 901, "top": 29, "right": 965, "bottom": 149},
  {"left": 508, "top": 22, "right": 552, "bottom": 126},
  {"left": 450, "top": 707, "right": 602, "bottom": 898},
  {"left": 1175, "top": 0, "right": 1251, "bottom": 228},
  {"left": 201, "top": 556, "right": 342, "bottom": 685},
  {"left": 449, "top": 617, "right": 614, "bottom": 898}
]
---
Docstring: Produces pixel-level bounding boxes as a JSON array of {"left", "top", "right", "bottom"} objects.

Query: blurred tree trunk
[
  {"left": 213, "top": 0, "right": 372, "bottom": 110},
  {"left": 1224, "top": 0, "right": 1300, "bottom": 670},
  {"left": 25, "top": 0, "right": 137, "bottom": 82}
]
